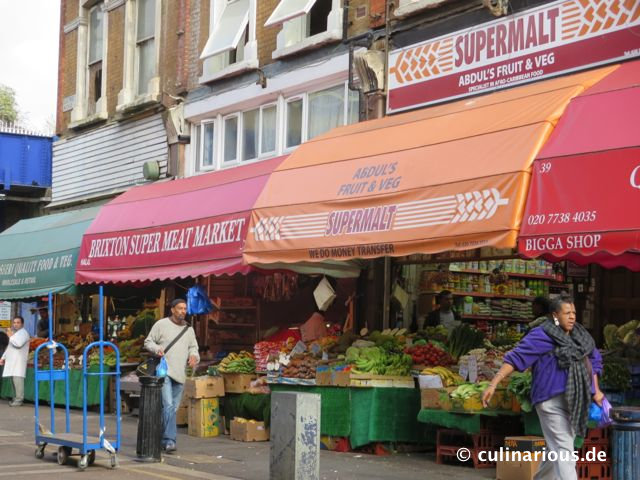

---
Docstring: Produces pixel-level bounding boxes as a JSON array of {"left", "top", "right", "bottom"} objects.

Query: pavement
[{"left": 0, "top": 399, "right": 496, "bottom": 479}]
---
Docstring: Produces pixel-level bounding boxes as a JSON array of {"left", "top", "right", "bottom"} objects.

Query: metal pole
[
  {"left": 382, "top": 257, "right": 391, "bottom": 329},
  {"left": 48, "top": 293, "right": 54, "bottom": 433},
  {"left": 99, "top": 286, "right": 105, "bottom": 445}
]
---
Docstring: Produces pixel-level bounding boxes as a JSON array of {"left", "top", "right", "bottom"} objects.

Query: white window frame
[
  {"left": 198, "top": 120, "right": 217, "bottom": 171},
  {"left": 259, "top": 103, "right": 278, "bottom": 158},
  {"left": 117, "top": 0, "right": 162, "bottom": 112},
  {"left": 188, "top": 80, "right": 359, "bottom": 175},
  {"left": 222, "top": 113, "right": 240, "bottom": 165},
  {"left": 268, "top": 0, "right": 343, "bottom": 59},
  {"left": 284, "top": 95, "right": 307, "bottom": 152},
  {"left": 200, "top": 0, "right": 259, "bottom": 84},
  {"left": 70, "top": 1, "right": 109, "bottom": 128}
]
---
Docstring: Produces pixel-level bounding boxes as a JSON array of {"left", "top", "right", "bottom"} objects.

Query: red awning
[
  {"left": 518, "top": 60, "right": 640, "bottom": 270},
  {"left": 76, "top": 156, "right": 287, "bottom": 284}
]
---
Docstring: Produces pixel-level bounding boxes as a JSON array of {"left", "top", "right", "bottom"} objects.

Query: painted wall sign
[{"left": 388, "top": 0, "right": 640, "bottom": 112}]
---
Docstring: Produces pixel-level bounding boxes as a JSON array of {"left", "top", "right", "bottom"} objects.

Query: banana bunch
[
  {"left": 219, "top": 351, "right": 256, "bottom": 374},
  {"left": 421, "top": 366, "right": 464, "bottom": 387}
]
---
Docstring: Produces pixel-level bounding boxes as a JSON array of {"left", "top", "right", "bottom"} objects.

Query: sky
[{"left": 0, "top": 1, "right": 61, "bottom": 133}]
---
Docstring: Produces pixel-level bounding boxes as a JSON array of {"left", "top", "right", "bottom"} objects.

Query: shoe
[
  {"left": 162, "top": 442, "right": 176, "bottom": 454},
  {"left": 9, "top": 401, "right": 23, "bottom": 407}
]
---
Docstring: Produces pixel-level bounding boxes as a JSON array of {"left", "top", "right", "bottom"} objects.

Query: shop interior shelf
[
  {"left": 448, "top": 269, "right": 558, "bottom": 281},
  {"left": 215, "top": 323, "right": 257, "bottom": 328},
  {"left": 421, "top": 290, "right": 535, "bottom": 301},
  {"left": 461, "top": 315, "right": 530, "bottom": 323}
]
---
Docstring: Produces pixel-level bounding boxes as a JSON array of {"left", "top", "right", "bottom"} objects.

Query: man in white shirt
[
  {"left": 0, "top": 316, "right": 31, "bottom": 407},
  {"left": 425, "top": 290, "right": 462, "bottom": 333}
]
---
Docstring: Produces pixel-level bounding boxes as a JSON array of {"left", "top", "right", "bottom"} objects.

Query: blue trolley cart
[{"left": 34, "top": 286, "right": 121, "bottom": 469}]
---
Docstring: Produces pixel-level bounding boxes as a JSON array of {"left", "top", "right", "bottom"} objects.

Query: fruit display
[
  {"left": 218, "top": 351, "right": 256, "bottom": 374},
  {"left": 414, "top": 326, "right": 449, "bottom": 343},
  {"left": 281, "top": 354, "right": 318, "bottom": 379},
  {"left": 420, "top": 366, "right": 464, "bottom": 387},
  {"left": 345, "top": 346, "right": 412, "bottom": 376},
  {"left": 29, "top": 338, "right": 48, "bottom": 351},
  {"left": 254, "top": 341, "right": 284, "bottom": 372},
  {"left": 458, "top": 348, "right": 505, "bottom": 380},
  {"left": 450, "top": 381, "right": 491, "bottom": 400},
  {"left": 447, "top": 324, "right": 485, "bottom": 360},
  {"left": 405, "top": 343, "right": 454, "bottom": 366}
]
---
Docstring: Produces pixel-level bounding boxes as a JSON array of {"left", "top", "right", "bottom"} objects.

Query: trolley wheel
[
  {"left": 35, "top": 445, "right": 45, "bottom": 459},
  {"left": 110, "top": 454, "right": 119, "bottom": 469},
  {"left": 57, "top": 446, "right": 71, "bottom": 465},
  {"left": 78, "top": 454, "right": 89, "bottom": 470},
  {"left": 88, "top": 449, "right": 96, "bottom": 465}
]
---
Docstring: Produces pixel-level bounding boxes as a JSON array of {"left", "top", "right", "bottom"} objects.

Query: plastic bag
[
  {"left": 598, "top": 397, "right": 612, "bottom": 428},
  {"left": 156, "top": 356, "right": 168, "bottom": 377},
  {"left": 187, "top": 285, "right": 214, "bottom": 315},
  {"left": 588, "top": 398, "right": 613, "bottom": 428}
]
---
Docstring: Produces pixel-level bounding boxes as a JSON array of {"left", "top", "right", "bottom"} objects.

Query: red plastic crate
[
  {"left": 585, "top": 427, "right": 610, "bottom": 444},
  {"left": 577, "top": 442, "right": 610, "bottom": 463},
  {"left": 576, "top": 462, "right": 611, "bottom": 480},
  {"left": 436, "top": 429, "right": 501, "bottom": 469}
]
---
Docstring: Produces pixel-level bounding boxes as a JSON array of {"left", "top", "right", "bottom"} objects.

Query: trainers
[
  {"left": 162, "top": 442, "right": 176, "bottom": 454},
  {"left": 9, "top": 401, "right": 23, "bottom": 407}
]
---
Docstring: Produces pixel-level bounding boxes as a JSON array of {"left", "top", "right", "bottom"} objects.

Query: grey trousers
[
  {"left": 12, "top": 376, "right": 24, "bottom": 402},
  {"left": 534, "top": 394, "right": 577, "bottom": 480}
]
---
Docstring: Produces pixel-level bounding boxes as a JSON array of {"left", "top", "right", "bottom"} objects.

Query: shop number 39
[{"left": 527, "top": 211, "right": 597, "bottom": 225}]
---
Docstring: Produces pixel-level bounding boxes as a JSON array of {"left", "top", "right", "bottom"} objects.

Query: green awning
[{"left": 0, "top": 207, "right": 99, "bottom": 300}]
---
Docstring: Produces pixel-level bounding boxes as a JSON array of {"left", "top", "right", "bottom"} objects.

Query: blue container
[{"left": 611, "top": 407, "right": 640, "bottom": 480}]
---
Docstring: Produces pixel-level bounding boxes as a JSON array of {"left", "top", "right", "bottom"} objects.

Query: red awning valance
[
  {"left": 518, "top": 60, "right": 640, "bottom": 270},
  {"left": 76, "top": 156, "right": 287, "bottom": 284}
]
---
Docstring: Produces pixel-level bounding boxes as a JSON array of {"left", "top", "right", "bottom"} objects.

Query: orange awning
[{"left": 244, "top": 66, "right": 616, "bottom": 267}]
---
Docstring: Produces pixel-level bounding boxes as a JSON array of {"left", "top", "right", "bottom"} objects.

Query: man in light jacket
[
  {"left": 0, "top": 316, "right": 31, "bottom": 406},
  {"left": 144, "top": 299, "right": 199, "bottom": 453}
]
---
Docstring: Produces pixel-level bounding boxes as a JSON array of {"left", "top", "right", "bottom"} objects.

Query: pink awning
[{"left": 76, "top": 156, "right": 287, "bottom": 284}]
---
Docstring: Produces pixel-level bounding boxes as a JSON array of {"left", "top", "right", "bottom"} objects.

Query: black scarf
[{"left": 542, "top": 318, "right": 595, "bottom": 438}]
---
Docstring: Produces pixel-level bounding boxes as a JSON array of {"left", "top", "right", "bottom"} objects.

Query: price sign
[
  {"left": 0, "top": 301, "right": 11, "bottom": 328},
  {"left": 458, "top": 363, "right": 469, "bottom": 382},
  {"left": 468, "top": 355, "right": 478, "bottom": 384}
]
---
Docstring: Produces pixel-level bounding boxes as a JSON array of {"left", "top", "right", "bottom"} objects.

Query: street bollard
[
  {"left": 270, "top": 392, "right": 321, "bottom": 480},
  {"left": 136, "top": 375, "right": 165, "bottom": 462}
]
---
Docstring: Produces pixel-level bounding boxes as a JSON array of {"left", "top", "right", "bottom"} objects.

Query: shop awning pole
[{"left": 383, "top": 257, "right": 391, "bottom": 330}]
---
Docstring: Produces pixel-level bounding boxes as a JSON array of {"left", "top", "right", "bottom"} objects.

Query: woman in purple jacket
[{"left": 482, "top": 295, "right": 604, "bottom": 480}]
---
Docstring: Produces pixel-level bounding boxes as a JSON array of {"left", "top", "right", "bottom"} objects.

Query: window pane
[
  {"left": 202, "top": 123, "right": 214, "bottom": 168},
  {"left": 137, "top": 39, "right": 155, "bottom": 95},
  {"left": 224, "top": 116, "right": 238, "bottom": 162},
  {"left": 261, "top": 105, "right": 277, "bottom": 154},
  {"left": 308, "top": 85, "right": 344, "bottom": 139},
  {"left": 137, "top": 0, "right": 156, "bottom": 41},
  {"left": 348, "top": 88, "right": 359, "bottom": 125},
  {"left": 286, "top": 99, "right": 302, "bottom": 148},
  {"left": 89, "top": 7, "right": 103, "bottom": 64},
  {"left": 242, "top": 109, "right": 259, "bottom": 161}
]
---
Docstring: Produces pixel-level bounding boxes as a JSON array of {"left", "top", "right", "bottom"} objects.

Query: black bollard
[{"left": 136, "top": 376, "right": 165, "bottom": 462}]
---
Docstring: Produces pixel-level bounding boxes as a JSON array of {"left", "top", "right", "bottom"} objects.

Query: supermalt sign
[{"left": 387, "top": 0, "right": 640, "bottom": 112}]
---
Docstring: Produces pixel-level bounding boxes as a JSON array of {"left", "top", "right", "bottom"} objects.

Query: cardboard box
[
  {"left": 184, "top": 375, "right": 224, "bottom": 399},
  {"left": 176, "top": 405, "right": 188, "bottom": 426},
  {"left": 316, "top": 369, "right": 332, "bottom": 386},
  {"left": 503, "top": 436, "right": 546, "bottom": 452},
  {"left": 421, "top": 387, "right": 456, "bottom": 409},
  {"left": 230, "top": 418, "right": 270, "bottom": 442},
  {"left": 223, "top": 373, "right": 257, "bottom": 393},
  {"left": 188, "top": 398, "right": 221, "bottom": 437},
  {"left": 496, "top": 457, "right": 542, "bottom": 480},
  {"left": 333, "top": 370, "right": 351, "bottom": 387}
]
